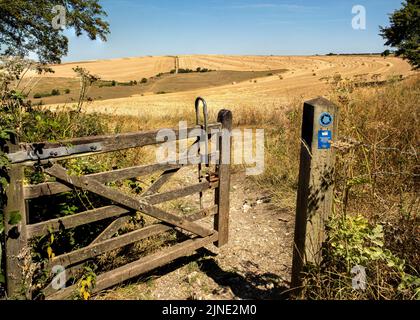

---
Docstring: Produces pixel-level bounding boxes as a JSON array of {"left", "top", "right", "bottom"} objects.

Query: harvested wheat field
[
  {"left": 40, "top": 55, "right": 414, "bottom": 116},
  {"left": 31, "top": 55, "right": 176, "bottom": 81}
]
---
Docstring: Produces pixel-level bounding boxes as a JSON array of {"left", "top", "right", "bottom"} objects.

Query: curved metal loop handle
[
  {"left": 195, "top": 97, "right": 208, "bottom": 133},
  {"left": 194, "top": 97, "right": 209, "bottom": 171}
]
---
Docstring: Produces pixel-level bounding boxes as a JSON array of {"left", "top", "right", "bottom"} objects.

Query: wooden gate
[{"left": 2, "top": 109, "right": 232, "bottom": 300}]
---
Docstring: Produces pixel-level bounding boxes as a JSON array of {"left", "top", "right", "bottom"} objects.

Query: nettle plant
[{"left": 326, "top": 214, "right": 420, "bottom": 298}]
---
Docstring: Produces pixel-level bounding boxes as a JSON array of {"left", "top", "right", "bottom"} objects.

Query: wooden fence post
[
  {"left": 214, "top": 109, "right": 232, "bottom": 247},
  {"left": 291, "top": 97, "right": 338, "bottom": 294},
  {"left": 3, "top": 137, "right": 28, "bottom": 299}
]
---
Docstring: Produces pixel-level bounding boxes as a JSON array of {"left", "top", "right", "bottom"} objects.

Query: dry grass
[{"left": 330, "top": 75, "right": 419, "bottom": 219}]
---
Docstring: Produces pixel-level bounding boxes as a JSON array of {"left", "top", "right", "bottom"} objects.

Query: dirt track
[{"left": 95, "top": 173, "right": 294, "bottom": 300}]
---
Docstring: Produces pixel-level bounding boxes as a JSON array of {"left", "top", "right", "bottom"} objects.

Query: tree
[
  {"left": 380, "top": 0, "right": 420, "bottom": 69},
  {"left": 381, "top": 49, "right": 391, "bottom": 57},
  {"left": 0, "top": 0, "right": 110, "bottom": 64}
]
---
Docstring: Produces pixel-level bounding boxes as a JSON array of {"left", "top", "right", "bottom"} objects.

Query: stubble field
[{"left": 32, "top": 54, "right": 414, "bottom": 117}]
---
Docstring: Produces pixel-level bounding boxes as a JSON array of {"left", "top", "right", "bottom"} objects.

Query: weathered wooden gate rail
[{"left": 2, "top": 109, "right": 232, "bottom": 300}]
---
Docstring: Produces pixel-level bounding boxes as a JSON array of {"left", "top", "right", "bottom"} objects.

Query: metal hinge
[{"left": 7, "top": 143, "right": 103, "bottom": 164}]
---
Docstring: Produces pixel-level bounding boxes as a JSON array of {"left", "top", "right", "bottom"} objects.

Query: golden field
[{"left": 37, "top": 55, "right": 415, "bottom": 117}]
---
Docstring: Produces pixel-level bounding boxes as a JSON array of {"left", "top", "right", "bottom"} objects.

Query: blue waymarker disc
[{"left": 319, "top": 112, "right": 333, "bottom": 127}]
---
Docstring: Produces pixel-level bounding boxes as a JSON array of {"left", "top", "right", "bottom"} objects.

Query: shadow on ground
[
  {"left": 114, "top": 247, "right": 290, "bottom": 300},
  {"left": 197, "top": 253, "right": 289, "bottom": 300}
]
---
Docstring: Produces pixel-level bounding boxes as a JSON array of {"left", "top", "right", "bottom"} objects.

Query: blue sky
[{"left": 63, "top": 0, "right": 403, "bottom": 62}]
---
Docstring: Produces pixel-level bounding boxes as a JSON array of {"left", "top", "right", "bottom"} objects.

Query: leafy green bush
[
  {"left": 33, "top": 92, "right": 51, "bottom": 99},
  {"left": 140, "top": 78, "right": 148, "bottom": 84},
  {"left": 328, "top": 215, "right": 400, "bottom": 268},
  {"left": 51, "top": 89, "right": 60, "bottom": 96},
  {"left": 301, "top": 214, "right": 420, "bottom": 299},
  {"left": 98, "top": 80, "right": 115, "bottom": 88}
]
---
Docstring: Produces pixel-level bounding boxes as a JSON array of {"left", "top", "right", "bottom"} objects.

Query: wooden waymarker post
[{"left": 291, "top": 97, "right": 338, "bottom": 294}]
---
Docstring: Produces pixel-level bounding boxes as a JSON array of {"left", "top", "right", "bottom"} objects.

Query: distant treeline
[
  {"left": 170, "top": 67, "right": 214, "bottom": 74},
  {"left": 324, "top": 52, "right": 392, "bottom": 56}
]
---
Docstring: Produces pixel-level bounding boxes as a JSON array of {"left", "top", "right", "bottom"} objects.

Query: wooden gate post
[
  {"left": 3, "top": 137, "right": 28, "bottom": 299},
  {"left": 291, "top": 97, "right": 338, "bottom": 293},
  {"left": 214, "top": 109, "right": 232, "bottom": 247}
]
